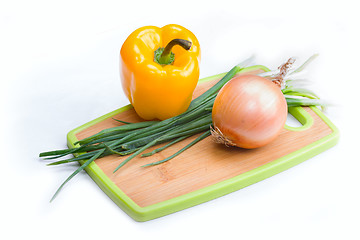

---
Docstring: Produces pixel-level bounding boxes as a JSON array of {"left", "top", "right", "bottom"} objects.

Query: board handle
[{"left": 285, "top": 107, "right": 314, "bottom": 131}]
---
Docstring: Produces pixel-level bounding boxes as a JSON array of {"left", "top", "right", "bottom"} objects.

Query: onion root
[{"left": 210, "top": 125, "right": 236, "bottom": 147}]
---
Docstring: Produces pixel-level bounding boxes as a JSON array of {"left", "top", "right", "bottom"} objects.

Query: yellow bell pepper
[{"left": 120, "top": 24, "right": 201, "bottom": 120}]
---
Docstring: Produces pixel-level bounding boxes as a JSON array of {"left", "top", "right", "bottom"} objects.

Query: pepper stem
[{"left": 154, "top": 39, "right": 192, "bottom": 65}]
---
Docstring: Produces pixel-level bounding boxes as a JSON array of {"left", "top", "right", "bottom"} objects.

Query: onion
[{"left": 211, "top": 74, "right": 288, "bottom": 149}]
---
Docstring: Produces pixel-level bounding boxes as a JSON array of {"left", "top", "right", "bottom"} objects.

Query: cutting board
[{"left": 67, "top": 65, "right": 339, "bottom": 221}]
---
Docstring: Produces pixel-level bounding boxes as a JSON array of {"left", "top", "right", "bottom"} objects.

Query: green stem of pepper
[{"left": 155, "top": 39, "right": 192, "bottom": 65}]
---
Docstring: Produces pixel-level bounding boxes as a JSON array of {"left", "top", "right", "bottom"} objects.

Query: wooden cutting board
[{"left": 67, "top": 65, "right": 339, "bottom": 221}]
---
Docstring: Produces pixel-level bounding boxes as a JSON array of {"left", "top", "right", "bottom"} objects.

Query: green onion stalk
[{"left": 40, "top": 55, "right": 325, "bottom": 201}]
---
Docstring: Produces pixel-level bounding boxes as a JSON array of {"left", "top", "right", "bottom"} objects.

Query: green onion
[
  {"left": 141, "top": 135, "right": 190, "bottom": 157},
  {"left": 50, "top": 149, "right": 105, "bottom": 202},
  {"left": 40, "top": 55, "right": 325, "bottom": 201},
  {"left": 142, "top": 130, "right": 211, "bottom": 167}
]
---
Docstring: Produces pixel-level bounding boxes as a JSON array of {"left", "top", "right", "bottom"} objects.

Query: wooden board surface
[{"left": 75, "top": 70, "right": 333, "bottom": 208}]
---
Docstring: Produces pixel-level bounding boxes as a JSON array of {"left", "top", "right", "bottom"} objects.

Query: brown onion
[{"left": 211, "top": 74, "right": 287, "bottom": 149}]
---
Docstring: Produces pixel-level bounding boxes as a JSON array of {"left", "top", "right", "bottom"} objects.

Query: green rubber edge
[
  {"left": 67, "top": 65, "right": 339, "bottom": 222},
  {"left": 285, "top": 107, "right": 315, "bottom": 131}
]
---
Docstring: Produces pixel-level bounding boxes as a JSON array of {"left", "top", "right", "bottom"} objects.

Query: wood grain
[{"left": 75, "top": 70, "right": 333, "bottom": 207}]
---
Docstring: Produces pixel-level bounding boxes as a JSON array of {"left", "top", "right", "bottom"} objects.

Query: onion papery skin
[{"left": 212, "top": 75, "right": 288, "bottom": 149}]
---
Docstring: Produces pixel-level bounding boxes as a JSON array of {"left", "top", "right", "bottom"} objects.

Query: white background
[{"left": 1, "top": 0, "right": 359, "bottom": 239}]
